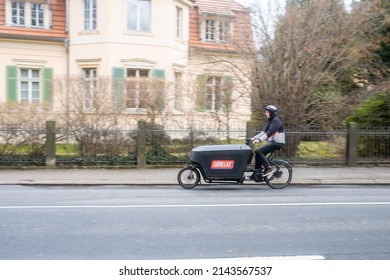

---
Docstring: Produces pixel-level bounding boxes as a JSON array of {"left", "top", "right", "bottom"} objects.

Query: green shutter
[
  {"left": 196, "top": 74, "right": 207, "bottom": 112},
  {"left": 150, "top": 69, "right": 165, "bottom": 111},
  {"left": 113, "top": 67, "right": 125, "bottom": 79},
  {"left": 112, "top": 67, "right": 125, "bottom": 110},
  {"left": 6, "top": 66, "right": 18, "bottom": 103},
  {"left": 224, "top": 76, "right": 233, "bottom": 112},
  {"left": 43, "top": 67, "right": 53, "bottom": 107},
  {"left": 152, "top": 69, "right": 165, "bottom": 79}
]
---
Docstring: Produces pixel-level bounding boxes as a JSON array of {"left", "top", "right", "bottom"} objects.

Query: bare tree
[
  {"left": 128, "top": 77, "right": 170, "bottom": 128},
  {"left": 54, "top": 75, "right": 128, "bottom": 156},
  {"left": 251, "top": 0, "right": 377, "bottom": 129},
  {"left": 0, "top": 103, "right": 51, "bottom": 156}
]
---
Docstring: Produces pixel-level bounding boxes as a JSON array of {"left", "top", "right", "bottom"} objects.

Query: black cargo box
[{"left": 189, "top": 144, "right": 253, "bottom": 181}]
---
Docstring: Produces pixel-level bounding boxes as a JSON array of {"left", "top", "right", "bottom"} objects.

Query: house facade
[{"left": 0, "top": 0, "right": 253, "bottom": 130}]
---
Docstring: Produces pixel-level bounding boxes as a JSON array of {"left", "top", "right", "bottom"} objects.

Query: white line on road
[
  {"left": 1, "top": 201, "right": 390, "bottom": 209},
  {"left": 167, "top": 255, "right": 327, "bottom": 261},
  {"left": 213, "top": 255, "right": 326, "bottom": 260}
]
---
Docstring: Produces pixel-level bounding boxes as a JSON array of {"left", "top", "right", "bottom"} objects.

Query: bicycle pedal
[{"left": 262, "top": 170, "right": 275, "bottom": 177}]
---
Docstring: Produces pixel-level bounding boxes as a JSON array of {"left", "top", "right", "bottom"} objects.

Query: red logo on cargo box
[{"left": 211, "top": 160, "right": 234, "bottom": 169}]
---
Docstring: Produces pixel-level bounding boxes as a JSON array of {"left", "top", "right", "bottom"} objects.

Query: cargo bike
[{"left": 177, "top": 139, "right": 293, "bottom": 189}]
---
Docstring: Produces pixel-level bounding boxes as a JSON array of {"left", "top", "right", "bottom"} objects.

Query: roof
[
  {"left": 189, "top": 0, "right": 253, "bottom": 52},
  {"left": 193, "top": 0, "right": 247, "bottom": 17}
]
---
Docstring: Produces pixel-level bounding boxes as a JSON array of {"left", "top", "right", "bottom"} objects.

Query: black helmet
[{"left": 265, "top": 105, "right": 277, "bottom": 113}]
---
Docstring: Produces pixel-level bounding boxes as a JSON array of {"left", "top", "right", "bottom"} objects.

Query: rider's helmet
[
  {"left": 265, "top": 105, "right": 278, "bottom": 119},
  {"left": 265, "top": 105, "right": 277, "bottom": 113}
]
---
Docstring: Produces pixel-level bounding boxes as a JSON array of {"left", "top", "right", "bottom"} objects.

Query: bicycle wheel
[
  {"left": 265, "top": 160, "right": 292, "bottom": 189},
  {"left": 177, "top": 166, "right": 201, "bottom": 189}
]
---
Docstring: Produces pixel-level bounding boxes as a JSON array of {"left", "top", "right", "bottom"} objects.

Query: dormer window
[
  {"left": 11, "top": 1, "right": 25, "bottom": 26},
  {"left": 205, "top": 19, "right": 215, "bottom": 40},
  {"left": 7, "top": 0, "right": 49, "bottom": 29},
  {"left": 201, "top": 17, "right": 232, "bottom": 43}
]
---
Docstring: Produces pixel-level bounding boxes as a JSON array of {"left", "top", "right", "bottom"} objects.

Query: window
[
  {"left": 127, "top": 0, "right": 150, "bottom": 32},
  {"left": 84, "top": 0, "right": 97, "bottom": 30},
  {"left": 11, "top": 1, "right": 25, "bottom": 26},
  {"left": 6, "top": 66, "right": 52, "bottom": 106},
  {"left": 203, "top": 18, "right": 231, "bottom": 42},
  {"left": 126, "top": 68, "right": 150, "bottom": 109},
  {"left": 205, "top": 20, "right": 215, "bottom": 41},
  {"left": 83, "top": 68, "right": 97, "bottom": 110},
  {"left": 9, "top": 1, "right": 48, "bottom": 28},
  {"left": 20, "top": 68, "right": 40, "bottom": 105},
  {"left": 207, "top": 76, "right": 224, "bottom": 111},
  {"left": 175, "top": 6, "right": 183, "bottom": 39},
  {"left": 31, "top": 3, "right": 44, "bottom": 27},
  {"left": 218, "top": 21, "right": 230, "bottom": 41},
  {"left": 197, "top": 75, "right": 232, "bottom": 112}
]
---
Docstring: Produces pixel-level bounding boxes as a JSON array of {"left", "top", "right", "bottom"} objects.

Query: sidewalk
[{"left": 0, "top": 167, "right": 389, "bottom": 186}]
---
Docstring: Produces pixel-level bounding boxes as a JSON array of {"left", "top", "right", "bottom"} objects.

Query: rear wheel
[
  {"left": 177, "top": 166, "right": 201, "bottom": 189},
  {"left": 265, "top": 160, "right": 292, "bottom": 189}
]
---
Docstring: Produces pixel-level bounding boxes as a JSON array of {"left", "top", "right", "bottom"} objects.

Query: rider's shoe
[{"left": 262, "top": 167, "right": 274, "bottom": 177}]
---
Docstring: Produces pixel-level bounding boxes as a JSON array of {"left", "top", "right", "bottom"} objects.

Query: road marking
[
  {"left": 1, "top": 201, "right": 390, "bottom": 209},
  {"left": 211, "top": 255, "right": 326, "bottom": 260},
  {"left": 167, "top": 255, "right": 326, "bottom": 261}
]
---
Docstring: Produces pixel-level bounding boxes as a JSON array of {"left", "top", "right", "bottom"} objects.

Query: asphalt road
[{"left": 1, "top": 184, "right": 390, "bottom": 260}]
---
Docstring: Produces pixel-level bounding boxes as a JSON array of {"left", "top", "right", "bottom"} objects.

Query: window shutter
[
  {"left": 43, "top": 67, "right": 53, "bottom": 107},
  {"left": 152, "top": 69, "right": 165, "bottom": 110},
  {"left": 196, "top": 74, "right": 207, "bottom": 112},
  {"left": 113, "top": 67, "right": 125, "bottom": 79},
  {"left": 152, "top": 69, "right": 165, "bottom": 79},
  {"left": 223, "top": 76, "right": 233, "bottom": 112},
  {"left": 112, "top": 67, "right": 125, "bottom": 110},
  {"left": 6, "top": 66, "right": 18, "bottom": 103}
]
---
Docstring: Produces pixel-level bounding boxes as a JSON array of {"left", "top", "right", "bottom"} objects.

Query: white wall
[{"left": 67, "top": 0, "right": 191, "bottom": 76}]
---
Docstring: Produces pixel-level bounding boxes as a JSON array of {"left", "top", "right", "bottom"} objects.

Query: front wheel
[
  {"left": 177, "top": 166, "right": 201, "bottom": 189},
  {"left": 265, "top": 160, "right": 292, "bottom": 189}
]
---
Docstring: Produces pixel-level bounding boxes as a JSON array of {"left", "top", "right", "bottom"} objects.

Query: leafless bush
[{"left": 0, "top": 103, "right": 49, "bottom": 156}]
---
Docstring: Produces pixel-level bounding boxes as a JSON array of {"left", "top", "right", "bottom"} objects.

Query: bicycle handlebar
[{"left": 245, "top": 138, "right": 253, "bottom": 146}]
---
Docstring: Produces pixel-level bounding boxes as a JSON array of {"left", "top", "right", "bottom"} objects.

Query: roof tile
[{"left": 194, "top": 0, "right": 246, "bottom": 16}]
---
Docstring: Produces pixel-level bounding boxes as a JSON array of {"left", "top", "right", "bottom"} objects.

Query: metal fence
[
  {"left": 0, "top": 123, "right": 389, "bottom": 167},
  {"left": 357, "top": 126, "right": 390, "bottom": 165},
  {"left": 0, "top": 126, "right": 46, "bottom": 167}
]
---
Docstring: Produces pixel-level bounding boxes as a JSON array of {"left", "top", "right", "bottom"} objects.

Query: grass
[
  {"left": 296, "top": 141, "right": 344, "bottom": 159},
  {"left": 56, "top": 144, "right": 79, "bottom": 155}
]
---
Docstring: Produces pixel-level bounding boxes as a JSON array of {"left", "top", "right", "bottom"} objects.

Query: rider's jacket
[{"left": 252, "top": 115, "right": 286, "bottom": 144}]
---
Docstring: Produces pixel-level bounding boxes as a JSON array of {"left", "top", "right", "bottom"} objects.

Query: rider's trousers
[{"left": 255, "top": 142, "right": 284, "bottom": 169}]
